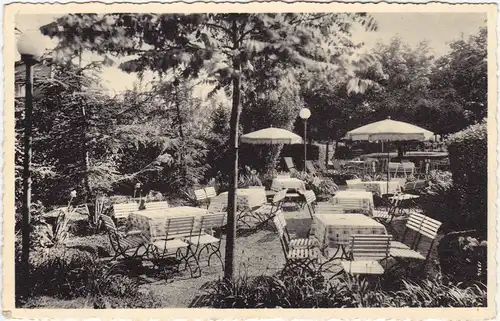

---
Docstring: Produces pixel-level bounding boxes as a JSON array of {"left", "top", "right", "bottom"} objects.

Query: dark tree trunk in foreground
[
  {"left": 21, "top": 56, "right": 35, "bottom": 295},
  {"left": 224, "top": 20, "right": 241, "bottom": 281}
]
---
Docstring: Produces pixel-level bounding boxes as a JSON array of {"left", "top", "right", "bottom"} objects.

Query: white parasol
[
  {"left": 240, "top": 127, "right": 304, "bottom": 145},
  {"left": 345, "top": 117, "right": 434, "bottom": 142},
  {"left": 345, "top": 117, "right": 435, "bottom": 193}
]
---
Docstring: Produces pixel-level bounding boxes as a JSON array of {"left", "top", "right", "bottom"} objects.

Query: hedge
[{"left": 446, "top": 119, "right": 487, "bottom": 235}]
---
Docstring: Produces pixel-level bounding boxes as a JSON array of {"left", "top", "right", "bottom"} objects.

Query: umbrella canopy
[
  {"left": 345, "top": 118, "right": 434, "bottom": 142},
  {"left": 240, "top": 127, "right": 303, "bottom": 145}
]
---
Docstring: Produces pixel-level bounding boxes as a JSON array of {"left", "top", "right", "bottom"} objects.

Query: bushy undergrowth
[
  {"left": 16, "top": 246, "right": 162, "bottom": 308},
  {"left": 207, "top": 271, "right": 487, "bottom": 308}
]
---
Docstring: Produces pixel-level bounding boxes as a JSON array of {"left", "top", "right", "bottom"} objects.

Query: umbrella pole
[{"left": 387, "top": 145, "right": 390, "bottom": 195}]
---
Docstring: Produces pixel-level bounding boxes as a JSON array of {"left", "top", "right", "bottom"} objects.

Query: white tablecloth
[
  {"left": 354, "top": 181, "right": 401, "bottom": 196},
  {"left": 215, "top": 188, "right": 267, "bottom": 210},
  {"left": 271, "top": 177, "right": 306, "bottom": 191},
  {"left": 332, "top": 191, "right": 374, "bottom": 215},
  {"left": 128, "top": 206, "right": 208, "bottom": 240},
  {"left": 311, "top": 214, "right": 387, "bottom": 247}
]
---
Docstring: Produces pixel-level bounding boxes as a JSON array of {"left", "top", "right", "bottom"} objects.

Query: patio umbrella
[
  {"left": 240, "top": 127, "right": 303, "bottom": 175},
  {"left": 240, "top": 127, "right": 304, "bottom": 145},
  {"left": 344, "top": 117, "right": 434, "bottom": 193}
]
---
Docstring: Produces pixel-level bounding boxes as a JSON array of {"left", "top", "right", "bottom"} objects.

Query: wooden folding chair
[
  {"left": 151, "top": 216, "right": 200, "bottom": 278},
  {"left": 275, "top": 210, "right": 319, "bottom": 249},
  {"left": 101, "top": 214, "right": 150, "bottom": 261},
  {"left": 251, "top": 188, "right": 287, "bottom": 227},
  {"left": 299, "top": 190, "right": 317, "bottom": 218},
  {"left": 185, "top": 213, "right": 226, "bottom": 271},
  {"left": 339, "top": 234, "right": 392, "bottom": 276},
  {"left": 204, "top": 186, "right": 217, "bottom": 199},
  {"left": 390, "top": 213, "right": 442, "bottom": 273},
  {"left": 207, "top": 196, "right": 226, "bottom": 214},
  {"left": 194, "top": 188, "right": 209, "bottom": 208},
  {"left": 112, "top": 203, "right": 139, "bottom": 223},
  {"left": 373, "top": 197, "right": 401, "bottom": 224},
  {"left": 274, "top": 215, "right": 325, "bottom": 275}
]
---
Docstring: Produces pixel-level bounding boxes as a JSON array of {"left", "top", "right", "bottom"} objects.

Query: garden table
[
  {"left": 215, "top": 188, "right": 268, "bottom": 227},
  {"left": 216, "top": 188, "right": 267, "bottom": 210},
  {"left": 355, "top": 181, "right": 401, "bottom": 196},
  {"left": 331, "top": 190, "right": 374, "bottom": 215},
  {"left": 271, "top": 177, "right": 306, "bottom": 191},
  {"left": 128, "top": 206, "right": 208, "bottom": 241},
  {"left": 310, "top": 213, "right": 387, "bottom": 259}
]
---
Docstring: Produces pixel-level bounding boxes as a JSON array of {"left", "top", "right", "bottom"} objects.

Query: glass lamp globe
[
  {"left": 299, "top": 108, "right": 311, "bottom": 120},
  {"left": 17, "top": 30, "right": 46, "bottom": 61}
]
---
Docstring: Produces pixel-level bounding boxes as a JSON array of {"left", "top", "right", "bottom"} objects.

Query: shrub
[
  {"left": 17, "top": 246, "right": 161, "bottom": 308},
  {"left": 446, "top": 120, "right": 487, "bottom": 235},
  {"left": 438, "top": 232, "right": 488, "bottom": 284},
  {"left": 389, "top": 277, "right": 487, "bottom": 307},
  {"left": 206, "top": 271, "right": 486, "bottom": 308},
  {"left": 311, "top": 179, "right": 339, "bottom": 200},
  {"left": 420, "top": 172, "right": 455, "bottom": 230}
]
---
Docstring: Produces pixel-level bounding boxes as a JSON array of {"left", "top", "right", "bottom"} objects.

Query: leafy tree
[
  {"left": 42, "top": 12, "right": 377, "bottom": 279},
  {"left": 428, "top": 27, "right": 487, "bottom": 131}
]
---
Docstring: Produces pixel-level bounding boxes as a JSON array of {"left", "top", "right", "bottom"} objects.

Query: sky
[{"left": 15, "top": 12, "right": 487, "bottom": 95}]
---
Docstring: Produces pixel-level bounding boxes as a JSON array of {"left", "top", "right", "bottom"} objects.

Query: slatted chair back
[
  {"left": 348, "top": 234, "right": 392, "bottom": 262},
  {"left": 316, "top": 203, "right": 345, "bottom": 214},
  {"left": 273, "top": 212, "right": 290, "bottom": 258},
  {"left": 305, "top": 160, "right": 317, "bottom": 175},
  {"left": 204, "top": 187, "right": 217, "bottom": 199},
  {"left": 284, "top": 157, "right": 296, "bottom": 171},
  {"left": 194, "top": 189, "right": 208, "bottom": 202},
  {"left": 112, "top": 203, "right": 139, "bottom": 220},
  {"left": 164, "top": 216, "right": 196, "bottom": 240},
  {"left": 143, "top": 201, "right": 169, "bottom": 211},
  {"left": 419, "top": 215, "right": 442, "bottom": 240},
  {"left": 101, "top": 214, "right": 120, "bottom": 250},
  {"left": 399, "top": 213, "right": 442, "bottom": 262},
  {"left": 200, "top": 213, "right": 226, "bottom": 235},
  {"left": 208, "top": 196, "right": 227, "bottom": 213},
  {"left": 300, "top": 190, "right": 317, "bottom": 217}
]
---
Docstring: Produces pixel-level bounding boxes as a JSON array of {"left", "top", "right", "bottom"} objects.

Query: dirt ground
[{"left": 136, "top": 202, "right": 439, "bottom": 308}]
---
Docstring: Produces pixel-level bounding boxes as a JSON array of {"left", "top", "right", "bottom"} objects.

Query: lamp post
[
  {"left": 299, "top": 108, "right": 311, "bottom": 172},
  {"left": 17, "top": 30, "right": 44, "bottom": 285}
]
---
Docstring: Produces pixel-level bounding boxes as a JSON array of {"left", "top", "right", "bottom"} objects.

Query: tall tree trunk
[
  {"left": 21, "top": 57, "right": 35, "bottom": 295},
  {"left": 224, "top": 20, "right": 241, "bottom": 281}
]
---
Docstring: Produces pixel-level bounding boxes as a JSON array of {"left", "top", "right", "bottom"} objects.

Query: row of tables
[{"left": 125, "top": 176, "right": 416, "bottom": 257}]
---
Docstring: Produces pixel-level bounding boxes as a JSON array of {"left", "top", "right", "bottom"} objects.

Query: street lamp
[
  {"left": 17, "top": 30, "right": 45, "bottom": 286},
  {"left": 299, "top": 108, "right": 311, "bottom": 172}
]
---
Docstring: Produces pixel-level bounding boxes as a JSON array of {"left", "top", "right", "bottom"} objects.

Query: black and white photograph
[{"left": 4, "top": 2, "right": 496, "bottom": 318}]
